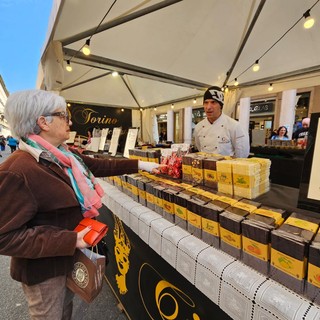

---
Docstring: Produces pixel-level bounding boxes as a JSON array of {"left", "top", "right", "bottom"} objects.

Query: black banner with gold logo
[
  {"left": 98, "top": 205, "right": 230, "bottom": 320},
  {"left": 68, "top": 103, "right": 132, "bottom": 138}
]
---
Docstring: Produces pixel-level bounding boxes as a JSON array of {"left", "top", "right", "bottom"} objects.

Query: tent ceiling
[{"left": 40, "top": 0, "right": 320, "bottom": 108}]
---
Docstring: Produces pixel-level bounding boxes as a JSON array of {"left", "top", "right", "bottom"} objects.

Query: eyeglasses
[{"left": 42, "top": 111, "right": 70, "bottom": 123}]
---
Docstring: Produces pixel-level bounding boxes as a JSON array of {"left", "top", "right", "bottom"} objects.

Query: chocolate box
[
  {"left": 191, "top": 155, "right": 206, "bottom": 185},
  {"left": 153, "top": 183, "right": 169, "bottom": 216},
  {"left": 242, "top": 205, "right": 287, "bottom": 275},
  {"left": 182, "top": 154, "right": 196, "bottom": 182},
  {"left": 201, "top": 201, "right": 224, "bottom": 248},
  {"left": 219, "top": 207, "right": 249, "bottom": 260},
  {"left": 162, "top": 186, "right": 184, "bottom": 223},
  {"left": 186, "top": 195, "right": 210, "bottom": 239},
  {"left": 203, "top": 157, "right": 222, "bottom": 189},
  {"left": 126, "top": 173, "right": 144, "bottom": 202},
  {"left": 306, "top": 232, "right": 320, "bottom": 304},
  {"left": 174, "top": 189, "right": 197, "bottom": 230},
  {"left": 137, "top": 177, "right": 153, "bottom": 207},
  {"left": 270, "top": 211, "right": 320, "bottom": 294},
  {"left": 145, "top": 181, "right": 159, "bottom": 211}
]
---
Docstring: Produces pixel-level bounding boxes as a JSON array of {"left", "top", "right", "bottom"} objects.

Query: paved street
[{"left": 0, "top": 147, "right": 128, "bottom": 320}]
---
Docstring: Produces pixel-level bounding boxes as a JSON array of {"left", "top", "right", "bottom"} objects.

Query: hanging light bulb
[
  {"left": 225, "top": 86, "right": 229, "bottom": 93},
  {"left": 154, "top": 107, "right": 157, "bottom": 111},
  {"left": 171, "top": 104, "right": 174, "bottom": 109},
  {"left": 140, "top": 108, "right": 143, "bottom": 112},
  {"left": 234, "top": 78, "right": 239, "bottom": 86},
  {"left": 66, "top": 60, "right": 72, "bottom": 72},
  {"left": 82, "top": 39, "right": 91, "bottom": 55},
  {"left": 268, "top": 83, "right": 274, "bottom": 92},
  {"left": 121, "top": 108, "right": 124, "bottom": 112},
  {"left": 253, "top": 60, "right": 260, "bottom": 72},
  {"left": 221, "top": 86, "right": 225, "bottom": 92},
  {"left": 303, "top": 10, "right": 315, "bottom": 29},
  {"left": 193, "top": 98, "right": 197, "bottom": 104},
  {"left": 112, "top": 71, "right": 119, "bottom": 77}
]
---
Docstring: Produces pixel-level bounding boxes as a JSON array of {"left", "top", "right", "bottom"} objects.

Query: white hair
[{"left": 4, "top": 89, "right": 66, "bottom": 138}]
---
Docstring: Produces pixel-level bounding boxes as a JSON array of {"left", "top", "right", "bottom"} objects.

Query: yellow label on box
[
  {"left": 174, "top": 204, "right": 187, "bottom": 220},
  {"left": 155, "top": 197, "right": 163, "bottom": 208},
  {"left": 217, "top": 196, "right": 238, "bottom": 206},
  {"left": 285, "top": 217, "right": 319, "bottom": 233},
  {"left": 192, "top": 167, "right": 204, "bottom": 180},
  {"left": 138, "top": 189, "right": 146, "bottom": 199},
  {"left": 149, "top": 158, "right": 159, "bottom": 163},
  {"left": 242, "top": 236, "right": 269, "bottom": 261},
  {"left": 146, "top": 192, "right": 154, "bottom": 204},
  {"left": 182, "top": 164, "right": 192, "bottom": 174},
  {"left": 308, "top": 263, "right": 320, "bottom": 288},
  {"left": 188, "top": 187, "right": 205, "bottom": 194},
  {"left": 271, "top": 248, "right": 307, "bottom": 280},
  {"left": 202, "top": 218, "right": 219, "bottom": 237},
  {"left": 179, "top": 183, "right": 193, "bottom": 189},
  {"left": 233, "top": 174, "right": 255, "bottom": 188},
  {"left": 187, "top": 211, "right": 201, "bottom": 228},
  {"left": 220, "top": 227, "right": 241, "bottom": 249},
  {"left": 217, "top": 172, "right": 233, "bottom": 184},
  {"left": 233, "top": 202, "right": 257, "bottom": 213},
  {"left": 131, "top": 186, "right": 139, "bottom": 196},
  {"left": 202, "top": 191, "right": 219, "bottom": 200},
  {"left": 254, "top": 208, "right": 284, "bottom": 226},
  {"left": 163, "top": 200, "right": 174, "bottom": 214},
  {"left": 204, "top": 169, "right": 217, "bottom": 182}
]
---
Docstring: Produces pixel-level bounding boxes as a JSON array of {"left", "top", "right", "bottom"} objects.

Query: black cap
[{"left": 203, "top": 86, "right": 224, "bottom": 107}]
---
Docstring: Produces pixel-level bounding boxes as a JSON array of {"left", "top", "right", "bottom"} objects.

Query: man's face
[{"left": 203, "top": 99, "right": 222, "bottom": 122}]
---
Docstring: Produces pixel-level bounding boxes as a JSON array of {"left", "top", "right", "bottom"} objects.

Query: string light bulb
[
  {"left": 234, "top": 78, "right": 239, "bottom": 86},
  {"left": 303, "top": 10, "right": 315, "bottom": 29},
  {"left": 171, "top": 104, "right": 174, "bottom": 109},
  {"left": 268, "top": 83, "right": 274, "bottom": 92},
  {"left": 225, "top": 86, "right": 229, "bottom": 93},
  {"left": 154, "top": 107, "right": 157, "bottom": 111},
  {"left": 66, "top": 60, "right": 72, "bottom": 72},
  {"left": 193, "top": 98, "right": 197, "bottom": 104},
  {"left": 221, "top": 86, "right": 225, "bottom": 92},
  {"left": 82, "top": 39, "right": 91, "bottom": 55},
  {"left": 140, "top": 108, "right": 143, "bottom": 112},
  {"left": 112, "top": 71, "right": 119, "bottom": 77},
  {"left": 252, "top": 60, "right": 260, "bottom": 72},
  {"left": 121, "top": 108, "right": 124, "bottom": 112}
]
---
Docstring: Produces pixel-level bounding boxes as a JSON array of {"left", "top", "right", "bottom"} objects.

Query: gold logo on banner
[
  {"left": 114, "top": 215, "right": 131, "bottom": 294},
  {"left": 73, "top": 107, "right": 118, "bottom": 125},
  {"left": 139, "top": 263, "right": 200, "bottom": 320}
]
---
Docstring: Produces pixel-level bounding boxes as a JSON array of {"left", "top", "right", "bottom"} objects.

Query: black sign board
[
  {"left": 250, "top": 101, "right": 274, "bottom": 114},
  {"left": 68, "top": 103, "right": 132, "bottom": 139}
]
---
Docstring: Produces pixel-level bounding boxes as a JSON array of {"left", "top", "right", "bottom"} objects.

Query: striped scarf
[{"left": 25, "top": 134, "right": 104, "bottom": 218}]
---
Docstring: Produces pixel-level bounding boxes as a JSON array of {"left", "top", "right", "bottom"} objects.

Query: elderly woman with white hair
[{"left": 0, "top": 89, "right": 160, "bottom": 320}]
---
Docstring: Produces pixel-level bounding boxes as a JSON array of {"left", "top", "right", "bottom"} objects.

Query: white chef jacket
[{"left": 194, "top": 113, "right": 250, "bottom": 158}]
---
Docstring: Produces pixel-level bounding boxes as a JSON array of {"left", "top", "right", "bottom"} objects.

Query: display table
[{"left": 98, "top": 179, "right": 320, "bottom": 320}]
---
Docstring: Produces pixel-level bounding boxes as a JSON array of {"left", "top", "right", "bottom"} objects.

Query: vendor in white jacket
[{"left": 194, "top": 86, "right": 250, "bottom": 158}]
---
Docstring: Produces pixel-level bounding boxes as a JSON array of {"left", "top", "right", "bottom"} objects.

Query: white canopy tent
[{"left": 36, "top": 0, "right": 320, "bottom": 142}]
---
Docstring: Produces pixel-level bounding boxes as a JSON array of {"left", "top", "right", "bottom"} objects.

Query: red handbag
[{"left": 74, "top": 218, "right": 108, "bottom": 246}]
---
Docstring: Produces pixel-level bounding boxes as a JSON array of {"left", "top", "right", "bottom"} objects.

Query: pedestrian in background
[
  {"left": 0, "top": 134, "right": 6, "bottom": 157},
  {"left": 7, "top": 135, "right": 19, "bottom": 153}
]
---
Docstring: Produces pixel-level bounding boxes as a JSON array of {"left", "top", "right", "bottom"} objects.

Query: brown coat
[{"left": 0, "top": 150, "right": 138, "bottom": 285}]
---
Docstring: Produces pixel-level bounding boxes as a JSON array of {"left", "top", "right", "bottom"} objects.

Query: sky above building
[{"left": 0, "top": 0, "right": 53, "bottom": 94}]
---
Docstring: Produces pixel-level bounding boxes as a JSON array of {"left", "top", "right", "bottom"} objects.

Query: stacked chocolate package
[
  {"left": 219, "top": 198, "right": 260, "bottom": 259},
  {"left": 242, "top": 205, "right": 287, "bottom": 274},
  {"left": 306, "top": 231, "right": 320, "bottom": 304},
  {"left": 270, "top": 212, "right": 320, "bottom": 294}
]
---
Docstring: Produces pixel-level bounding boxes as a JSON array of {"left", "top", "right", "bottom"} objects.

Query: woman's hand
[{"left": 75, "top": 226, "right": 91, "bottom": 249}]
